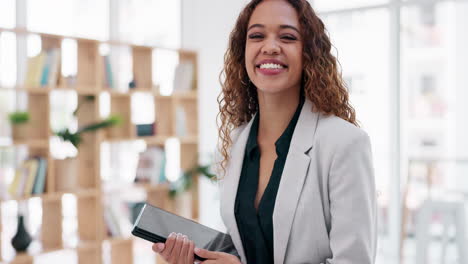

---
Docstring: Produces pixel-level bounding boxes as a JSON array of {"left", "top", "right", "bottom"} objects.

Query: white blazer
[{"left": 217, "top": 99, "right": 377, "bottom": 264}]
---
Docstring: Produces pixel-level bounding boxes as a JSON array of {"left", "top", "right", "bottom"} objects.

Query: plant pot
[
  {"left": 55, "top": 157, "right": 78, "bottom": 192},
  {"left": 12, "top": 123, "right": 29, "bottom": 141}
]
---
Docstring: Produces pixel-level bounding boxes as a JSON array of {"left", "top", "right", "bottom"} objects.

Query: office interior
[{"left": 0, "top": 0, "right": 467, "bottom": 263}]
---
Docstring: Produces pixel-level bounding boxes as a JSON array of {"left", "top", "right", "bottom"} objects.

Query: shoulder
[
  {"left": 314, "top": 113, "right": 371, "bottom": 154},
  {"left": 213, "top": 122, "right": 249, "bottom": 178}
]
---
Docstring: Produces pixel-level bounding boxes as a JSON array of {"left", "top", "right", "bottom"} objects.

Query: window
[
  {"left": 117, "top": 0, "right": 181, "bottom": 47},
  {"left": 320, "top": 9, "right": 392, "bottom": 262},
  {"left": 27, "top": 0, "right": 109, "bottom": 40},
  {"left": 0, "top": 0, "right": 15, "bottom": 29},
  {"left": 316, "top": 0, "right": 468, "bottom": 263},
  {"left": 314, "top": 0, "right": 388, "bottom": 12}
]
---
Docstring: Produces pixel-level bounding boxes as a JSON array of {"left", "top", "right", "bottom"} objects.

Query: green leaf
[{"left": 8, "top": 112, "right": 30, "bottom": 124}]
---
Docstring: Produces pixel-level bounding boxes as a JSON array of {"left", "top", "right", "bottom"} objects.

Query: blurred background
[{"left": 0, "top": 0, "right": 467, "bottom": 263}]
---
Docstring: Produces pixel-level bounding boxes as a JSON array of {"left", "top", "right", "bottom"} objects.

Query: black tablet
[{"left": 131, "top": 203, "right": 237, "bottom": 261}]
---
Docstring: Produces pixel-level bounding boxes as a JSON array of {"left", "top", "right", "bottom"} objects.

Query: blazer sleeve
[{"left": 323, "top": 132, "right": 377, "bottom": 264}]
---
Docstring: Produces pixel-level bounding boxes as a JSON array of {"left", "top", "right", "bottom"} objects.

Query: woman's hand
[
  {"left": 152, "top": 232, "right": 195, "bottom": 264},
  {"left": 194, "top": 248, "right": 241, "bottom": 264}
]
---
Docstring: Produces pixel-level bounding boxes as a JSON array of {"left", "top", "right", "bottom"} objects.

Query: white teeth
[{"left": 259, "top": 63, "right": 284, "bottom": 69}]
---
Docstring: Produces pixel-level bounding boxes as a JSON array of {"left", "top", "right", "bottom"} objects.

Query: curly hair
[{"left": 217, "top": 0, "right": 358, "bottom": 175}]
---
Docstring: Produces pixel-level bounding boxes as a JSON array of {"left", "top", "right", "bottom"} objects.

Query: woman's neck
[{"left": 256, "top": 89, "right": 301, "bottom": 145}]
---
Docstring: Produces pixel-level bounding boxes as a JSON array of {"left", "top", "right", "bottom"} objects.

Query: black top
[{"left": 234, "top": 97, "right": 304, "bottom": 263}]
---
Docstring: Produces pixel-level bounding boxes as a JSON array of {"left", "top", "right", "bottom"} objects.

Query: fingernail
[
  {"left": 169, "top": 232, "right": 175, "bottom": 238},
  {"left": 157, "top": 243, "right": 165, "bottom": 251},
  {"left": 194, "top": 247, "right": 200, "bottom": 253}
]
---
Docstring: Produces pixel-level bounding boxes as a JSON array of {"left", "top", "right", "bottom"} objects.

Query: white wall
[{"left": 181, "top": 0, "right": 249, "bottom": 230}]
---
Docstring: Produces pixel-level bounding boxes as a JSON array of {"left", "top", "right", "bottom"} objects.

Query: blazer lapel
[
  {"left": 220, "top": 116, "right": 256, "bottom": 263},
  {"left": 273, "top": 99, "right": 320, "bottom": 264}
]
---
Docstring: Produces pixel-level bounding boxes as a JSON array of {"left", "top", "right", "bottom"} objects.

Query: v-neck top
[{"left": 234, "top": 96, "right": 304, "bottom": 263}]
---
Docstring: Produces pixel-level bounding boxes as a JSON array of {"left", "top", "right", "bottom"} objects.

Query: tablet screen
[{"left": 132, "top": 203, "right": 237, "bottom": 255}]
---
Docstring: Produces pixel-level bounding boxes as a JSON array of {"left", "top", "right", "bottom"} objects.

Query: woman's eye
[
  {"left": 248, "top": 34, "right": 263, "bottom": 39},
  {"left": 282, "top": 35, "right": 297, "bottom": 41}
]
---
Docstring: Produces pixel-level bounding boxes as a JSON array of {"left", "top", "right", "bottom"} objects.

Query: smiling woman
[{"left": 152, "top": 0, "right": 377, "bottom": 263}]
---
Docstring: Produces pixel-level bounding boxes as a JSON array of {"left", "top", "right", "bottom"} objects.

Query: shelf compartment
[
  {"left": 178, "top": 51, "right": 198, "bottom": 91},
  {"left": 132, "top": 46, "right": 153, "bottom": 90},
  {"left": 154, "top": 96, "right": 174, "bottom": 137},
  {"left": 27, "top": 93, "right": 50, "bottom": 140},
  {"left": 76, "top": 39, "right": 103, "bottom": 93},
  {"left": 107, "top": 95, "right": 134, "bottom": 139},
  {"left": 8, "top": 253, "right": 33, "bottom": 264},
  {"left": 77, "top": 242, "right": 102, "bottom": 264},
  {"left": 109, "top": 237, "right": 133, "bottom": 264},
  {"left": 41, "top": 198, "right": 63, "bottom": 250},
  {"left": 175, "top": 97, "right": 198, "bottom": 138},
  {"left": 77, "top": 195, "right": 103, "bottom": 242}
]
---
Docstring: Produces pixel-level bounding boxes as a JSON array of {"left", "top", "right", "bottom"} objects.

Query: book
[
  {"left": 47, "top": 49, "right": 62, "bottom": 87},
  {"left": 104, "top": 206, "right": 121, "bottom": 237},
  {"left": 103, "top": 55, "right": 114, "bottom": 89},
  {"left": 8, "top": 166, "right": 24, "bottom": 198},
  {"left": 24, "top": 52, "right": 47, "bottom": 88},
  {"left": 104, "top": 200, "right": 133, "bottom": 237},
  {"left": 175, "top": 106, "right": 187, "bottom": 137},
  {"left": 173, "top": 62, "right": 194, "bottom": 92},
  {"left": 23, "top": 159, "right": 39, "bottom": 196},
  {"left": 32, "top": 157, "right": 47, "bottom": 195},
  {"left": 135, "top": 147, "right": 166, "bottom": 184},
  {"left": 40, "top": 51, "right": 53, "bottom": 87},
  {"left": 136, "top": 123, "right": 155, "bottom": 137}
]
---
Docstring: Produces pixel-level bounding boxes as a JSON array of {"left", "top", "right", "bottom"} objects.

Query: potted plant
[
  {"left": 8, "top": 111, "right": 30, "bottom": 141},
  {"left": 53, "top": 115, "right": 122, "bottom": 191},
  {"left": 169, "top": 164, "right": 216, "bottom": 198}
]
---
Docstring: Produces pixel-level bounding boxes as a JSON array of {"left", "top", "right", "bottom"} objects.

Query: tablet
[{"left": 132, "top": 203, "right": 237, "bottom": 261}]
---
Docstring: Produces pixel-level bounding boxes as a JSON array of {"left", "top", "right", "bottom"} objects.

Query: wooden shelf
[
  {"left": 1, "top": 26, "right": 199, "bottom": 264},
  {"left": 0, "top": 189, "right": 98, "bottom": 203},
  {"left": 0, "top": 139, "right": 49, "bottom": 148},
  {"left": 170, "top": 90, "right": 197, "bottom": 99}
]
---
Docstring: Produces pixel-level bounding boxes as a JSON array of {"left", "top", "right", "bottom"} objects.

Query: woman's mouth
[{"left": 256, "top": 63, "right": 288, "bottom": 76}]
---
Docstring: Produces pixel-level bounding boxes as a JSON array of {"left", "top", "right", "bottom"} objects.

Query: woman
[{"left": 153, "top": 0, "right": 377, "bottom": 263}]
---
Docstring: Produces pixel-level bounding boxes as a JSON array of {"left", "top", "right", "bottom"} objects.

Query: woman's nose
[{"left": 261, "top": 38, "right": 280, "bottom": 55}]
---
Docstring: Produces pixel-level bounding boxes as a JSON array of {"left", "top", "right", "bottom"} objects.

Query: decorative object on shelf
[
  {"left": 175, "top": 106, "right": 187, "bottom": 137},
  {"left": 173, "top": 62, "right": 194, "bottom": 92},
  {"left": 136, "top": 123, "right": 155, "bottom": 137},
  {"left": 169, "top": 163, "right": 216, "bottom": 198},
  {"left": 11, "top": 214, "right": 32, "bottom": 253},
  {"left": 8, "top": 111, "right": 30, "bottom": 141},
  {"left": 135, "top": 147, "right": 165, "bottom": 184},
  {"left": 129, "top": 79, "right": 137, "bottom": 89}
]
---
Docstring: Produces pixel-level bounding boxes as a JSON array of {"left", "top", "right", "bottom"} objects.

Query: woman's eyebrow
[{"left": 247, "top": 24, "right": 300, "bottom": 34}]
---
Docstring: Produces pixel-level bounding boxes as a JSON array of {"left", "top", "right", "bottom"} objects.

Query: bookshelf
[{"left": 0, "top": 27, "right": 199, "bottom": 264}]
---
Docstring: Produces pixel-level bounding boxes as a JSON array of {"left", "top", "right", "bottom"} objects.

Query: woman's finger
[
  {"left": 168, "top": 233, "right": 184, "bottom": 263},
  {"left": 161, "top": 232, "right": 177, "bottom": 259},
  {"left": 152, "top": 243, "right": 165, "bottom": 253},
  {"left": 178, "top": 235, "right": 189, "bottom": 264},
  {"left": 186, "top": 240, "right": 195, "bottom": 263},
  {"left": 194, "top": 248, "right": 220, "bottom": 260}
]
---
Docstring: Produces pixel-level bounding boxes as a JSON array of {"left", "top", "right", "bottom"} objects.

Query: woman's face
[{"left": 245, "top": 0, "right": 303, "bottom": 95}]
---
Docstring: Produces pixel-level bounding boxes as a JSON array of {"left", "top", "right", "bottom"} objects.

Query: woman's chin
[{"left": 256, "top": 86, "right": 293, "bottom": 95}]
